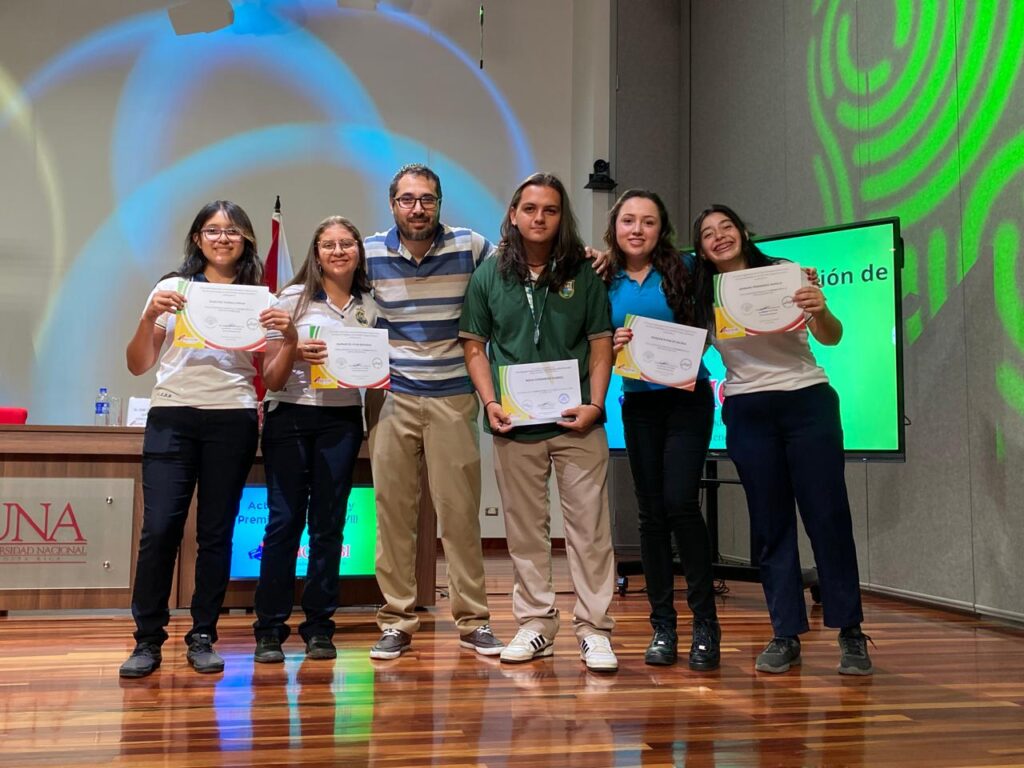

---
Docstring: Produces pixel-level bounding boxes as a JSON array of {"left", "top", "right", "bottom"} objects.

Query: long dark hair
[
  {"left": 604, "top": 189, "right": 693, "bottom": 325},
  {"left": 283, "top": 216, "right": 371, "bottom": 320},
  {"left": 690, "top": 204, "right": 776, "bottom": 329},
  {"left": 497, "top": 173, "right": 585, "bottom": 291},
  {"left": 168, "top": 201, "right": 263, "bottom": 285}
]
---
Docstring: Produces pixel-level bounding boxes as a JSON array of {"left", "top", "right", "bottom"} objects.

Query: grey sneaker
[
  {"left": 755, "top": 636, "right": 801, "bottom": 673},
  {"left": 459, "top": 624, "right": 504, "bottom": 656},
  {"left": 305, "top": 635, "right": 337, "bottom": 660},
  {"left": 370, "top": 628, "right": 411, "bottom": 660},
  {"left": 186, "top": 634, "right": 224, "bottom": 674},
  {"left": 119, "top": 642, "right": 162, "bottom": 678},
  {"left": 837, "top": 627, "right": 874, "bottom": 675},
  {"left": 254, "top": 636, "right": 285, "bottom": 664}
]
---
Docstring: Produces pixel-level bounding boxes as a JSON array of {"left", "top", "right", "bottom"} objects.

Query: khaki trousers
[
  {"left": 492, "top": 426, "right": 615, "bottom": 642},
  {"left": 368, "top": 390, "right": 489, "bottom": 634}
]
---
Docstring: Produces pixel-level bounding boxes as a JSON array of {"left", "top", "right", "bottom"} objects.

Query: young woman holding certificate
[
  {"left": 120, "top": 201, "right": 297, "bottom": 679},
  {"left": 605, "top": 190, "right": 721, "bottom": 670},
  {"left": 691, "top": 204, "right": 872, "bottom": 676},
  {"left": 252, "top": 216, "right": 378, "bottom": 664}
]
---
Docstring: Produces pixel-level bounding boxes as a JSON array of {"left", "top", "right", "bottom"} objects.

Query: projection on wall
[
  {"left": 0, "top": 1, "right": 536, "bottom": 424},
  {"left": 808, "top": 0, "right": 1024, "bottom": 454}
]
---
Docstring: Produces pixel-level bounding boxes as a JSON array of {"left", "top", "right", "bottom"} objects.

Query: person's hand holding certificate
[
  {"left": 499, "top": 360, "right": 582, "bottom": 426},
  {"left": 714, "top": 262, "right": 807, "bottom": 338},
  {"left": 614, "top": 315, "right": 708, "bottom": 391},
  {"left": 172, "top": 280, "right": 271, "bottom": 351},
  {"left": 309, "top": 326, "right": 390, "bottom": 389}
]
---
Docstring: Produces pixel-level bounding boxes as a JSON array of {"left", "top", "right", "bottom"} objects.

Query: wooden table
[{"left": 0, "top": 425, "right": 436, "bottom": 611}]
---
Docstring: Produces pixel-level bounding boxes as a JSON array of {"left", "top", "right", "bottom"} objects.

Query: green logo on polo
[{"left": 559, "top": 280, "right": 575, "bottom": 299}]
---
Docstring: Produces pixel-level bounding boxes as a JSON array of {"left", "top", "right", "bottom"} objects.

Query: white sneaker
[
  {"left": 580, "top": 634, "right": 618, "bottom": 672},
  {"left": 500, "top": 628, "right": 554, "bottom": 663}
]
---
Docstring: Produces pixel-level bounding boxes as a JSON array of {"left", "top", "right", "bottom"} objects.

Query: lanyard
[{"left": 524, "top": 275, "right": 548, "bottom": 347}]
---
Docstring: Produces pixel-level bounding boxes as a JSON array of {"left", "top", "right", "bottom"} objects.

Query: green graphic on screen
[
  {"left": 808, "top": 1, "right": 1024, "bottom": 437},
  {"left": 605, "top": 220, "right": 902, "bottom": 456},
  {"left": 230, "top": 486, "right": 376, "bottom": 579}
]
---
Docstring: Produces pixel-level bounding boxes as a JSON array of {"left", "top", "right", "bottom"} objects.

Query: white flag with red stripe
[{"left": 264, "top": 197, "right": 294, "bottom": 292}]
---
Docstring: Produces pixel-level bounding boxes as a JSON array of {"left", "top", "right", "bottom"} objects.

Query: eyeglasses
[
  {"left": 318, "top": 239, "right": 359, "bottom": 252},
  {"left": 200, "top": 227, "right": 244, "bottom": 241},
  {"left": 393, "top": 194, "right": 440, "bottom": 211}
]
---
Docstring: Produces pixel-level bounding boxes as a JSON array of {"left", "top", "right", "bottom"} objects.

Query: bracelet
[
  {"left": 483, "top": 400, "right": 499, "bottom": 410},
  {"left": 586, "top": 402, "right": 605, "bottom": 417}
]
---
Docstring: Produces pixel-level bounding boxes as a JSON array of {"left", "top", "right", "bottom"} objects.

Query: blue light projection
[{"left": 4, "top": 0, "right": 535, "bottom": 423}]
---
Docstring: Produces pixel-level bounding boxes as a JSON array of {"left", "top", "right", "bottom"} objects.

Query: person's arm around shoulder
[
  {"left": 126, "top": 283, "right": 182, "bottom": 375},
  {"left": 471, "top": 230, "right": 497, "bottom": 266},
  {"left": 794, "top": 284, "right": 843, "bottom": 345}
]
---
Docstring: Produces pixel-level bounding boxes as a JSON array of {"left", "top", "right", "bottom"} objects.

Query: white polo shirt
[
  {"left": 712, "top": 328, "right": 829, "bottom": 397},
  {"left": 146, "top": 275, "right": 279, "bottom": 409},
  {"left": 265, "top": 284, "right": 380, "bottom": 408}
]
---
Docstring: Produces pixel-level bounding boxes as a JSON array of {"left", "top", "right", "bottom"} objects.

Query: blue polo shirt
[{"left": 608, "top": 267, "right": 710, "bottom": 393}]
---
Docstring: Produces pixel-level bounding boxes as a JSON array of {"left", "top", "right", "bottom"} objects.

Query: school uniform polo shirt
[
  {"left": 607, "top": 267, "right": 711, "bottom": 393},
  {"left": 364, "top": 223, "right": 495, "bottom": 397},
  {"left": 459, "top": 257, "right": 612, "bottom": 441}
]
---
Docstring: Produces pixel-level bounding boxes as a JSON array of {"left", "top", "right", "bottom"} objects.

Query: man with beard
[{"left": 364, "top": 164, "right": 504, "bottom": 660}]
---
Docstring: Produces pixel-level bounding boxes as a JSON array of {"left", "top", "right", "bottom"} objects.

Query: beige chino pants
[
  {"left": 492, "top": 426, "right": 616, "bottom": 642},
  {"left": 368, "top": 390, "right": 490, "bottom": 634}
]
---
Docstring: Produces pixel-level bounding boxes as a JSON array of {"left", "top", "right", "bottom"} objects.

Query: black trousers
[
  {"left": 253, "top": 402, "right": 363, "bottom": 643},
  {"left": 622, "top": 381, "right": 717, "bottom": 629},
  {"left": 722, "top": 383, "right": 864, "bottom": 637},
  {"left": 132, "top": 406, "right": 258, "bottom": 646}
]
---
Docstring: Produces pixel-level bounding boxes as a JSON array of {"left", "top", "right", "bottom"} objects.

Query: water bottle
[{"left": 94, "top": 387, "right": 111, "bottom": 426}]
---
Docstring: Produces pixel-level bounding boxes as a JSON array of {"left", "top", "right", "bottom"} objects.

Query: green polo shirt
[{"left": 459, "top": 257, "right": 612, "bottom": 441}]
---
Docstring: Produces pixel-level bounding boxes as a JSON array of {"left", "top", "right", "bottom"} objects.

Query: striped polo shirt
[{"left": 365, "top": 224, "right": 495, "bottom": 396}]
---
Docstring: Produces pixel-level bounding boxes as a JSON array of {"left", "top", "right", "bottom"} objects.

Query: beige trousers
[
  {"left": 368, "top": 390, "right": 489, "bottom": 634},
  {"left": 492, "top": 426, "right": 615, "bottom": 642}
]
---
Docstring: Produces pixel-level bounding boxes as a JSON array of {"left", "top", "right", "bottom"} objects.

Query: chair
[{"left": 0, "top": 407, "right": 28, "bottom": 424}]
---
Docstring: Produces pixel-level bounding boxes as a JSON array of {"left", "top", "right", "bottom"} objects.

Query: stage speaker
[{"left": 608, "top": 455, "right": 640, "bottom": 558}]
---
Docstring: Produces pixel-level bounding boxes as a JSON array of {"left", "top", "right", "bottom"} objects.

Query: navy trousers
[
  {"left": 622, "top": 381, "right": 718, "bottom": 629},
  {"left": 722, "top": 383, "right": 863, "bottom": 637},
  {"left": 253, "top": 402, "right": 363, "bottom": 643},
  {"left": 132, "top": 406, "right": 258, "bottom": 646}
]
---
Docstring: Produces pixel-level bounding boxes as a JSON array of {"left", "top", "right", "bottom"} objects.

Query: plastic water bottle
[{"left": 94, "top": 387, "right": 111, "bottom": 426}]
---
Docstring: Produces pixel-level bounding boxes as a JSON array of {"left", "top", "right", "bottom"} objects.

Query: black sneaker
[
  {"left": 369, "top": 628, "right": 411, "bottom": 660},
  {"left": 689, "top": 618, "right": 721, "bottom": 671},
  {"left": 837, "top": 626, "right": 874, "bottom": 676},
  {"left": 254, "top": 636, "right": 285, "bottom": 664},
  {"left": 119, "top": 642, "right": 162, "bottom": 678},
  {"left": 644, "top": 627, "right": 678, "bottom": 666},
  {"left": 755, "top": 636, "right": 801, "bottom": 673},
  {"left": 186, "top": 633, "right": 224, "bottom": 674},
  {"left": 305, "top": 635, "right": 337, "bottom": 660}
]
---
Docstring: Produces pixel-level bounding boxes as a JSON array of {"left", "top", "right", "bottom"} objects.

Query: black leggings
[{"left": 622, "top": 381, "right": 717, "bottom": 628}]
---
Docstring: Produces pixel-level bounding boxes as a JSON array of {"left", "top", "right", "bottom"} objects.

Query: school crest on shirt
[
  {"left": 559, "top": 280, "right": 575, "bottom": 299},
  {"left": 355, "top": 306, "right": 369, "bottom": 326}
]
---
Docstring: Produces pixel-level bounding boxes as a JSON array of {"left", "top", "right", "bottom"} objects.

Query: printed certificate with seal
[
  {"left": 499, "top": 359, "right": 582, "bottom": 426},
  {"left": 713, "top": 262, "right": 807, "bottom": 338},
  {"left": 309, "top": 326, "right": 390, "bottom": 389},
  {"left": 614, "top": 314, "right": 708, "bottom": 391},
  {"left": 171, "top": 280, "right": 271, "bottom": 351}
]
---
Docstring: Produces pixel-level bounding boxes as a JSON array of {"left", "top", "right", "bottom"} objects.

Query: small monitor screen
[{"left": 229, "top": 486, "right": 377, "bottom": 579}]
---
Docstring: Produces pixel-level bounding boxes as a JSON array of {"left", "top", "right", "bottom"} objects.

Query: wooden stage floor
[{"left": 2, "top": 554, "right": 1023, "bottom": 767}]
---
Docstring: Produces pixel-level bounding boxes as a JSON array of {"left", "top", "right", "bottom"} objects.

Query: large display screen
[
  {"left": 229, "top": 486, "right": 377, "bottom": 579},
  {"left": 604, "top": 218, "right": 905, "bottom": 460}
]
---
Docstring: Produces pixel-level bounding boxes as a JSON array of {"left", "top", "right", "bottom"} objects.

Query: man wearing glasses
[{"left": 364, "top": 164, "right": 504, "bottom": 660}]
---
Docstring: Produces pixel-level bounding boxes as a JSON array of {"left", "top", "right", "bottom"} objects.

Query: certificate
[
  {"left": 713, "top": 262, "right": 807, "bottom": 338},
  {"left": 614, "top": 314, "right": 707, "bottom": 391},
  {"left": 499, "top": 359, "right": 582, "bottom": 426},
  {"left": 310, "top": 326, "right": 390, "bottom": 389},
  {"left": 172, "top": 280, "right": 271, "bottom": 351}
]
